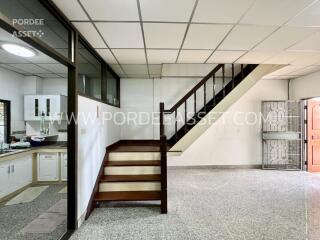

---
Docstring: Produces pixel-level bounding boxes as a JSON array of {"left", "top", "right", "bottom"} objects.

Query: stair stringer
[{"left": 169, "top": 64, "right": 283, "bottom": 152}]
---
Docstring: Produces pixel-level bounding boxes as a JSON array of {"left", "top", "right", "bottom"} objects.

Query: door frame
[
  {"left": 0, "top": 3, "right": 78, "bottom": 237},
  {"left": 301, "top": 97, "right": 320, "bottom": 172}
]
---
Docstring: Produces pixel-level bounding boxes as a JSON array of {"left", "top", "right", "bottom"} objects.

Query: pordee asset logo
[{"left": 11, "top": 18, "right": 45, "bottom": 38}]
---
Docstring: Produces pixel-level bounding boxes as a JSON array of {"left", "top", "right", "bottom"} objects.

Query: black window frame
[{"left": 0, "top": 99, "right": 10, "bottom": 144}]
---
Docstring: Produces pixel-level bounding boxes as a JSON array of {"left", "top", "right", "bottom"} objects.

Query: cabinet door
[
  {"left": 24, "top": 96, "right": 38, "bottom": 121},
  {"left": 0, "top": 161, "right": 10, "bottom": 199},
  {"left": 38, "top": 153, "right": 58, "bottom": 181},
  {"left": 61, "top": 153, "right": 67, "bottom": 181},
  {"left": 13, "top": 156, "right": 32, "bottom": 190}
]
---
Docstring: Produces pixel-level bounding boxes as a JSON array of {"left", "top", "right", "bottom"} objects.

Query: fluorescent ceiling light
[{"left": 1, "top": 43, "right": 36, "bottom": 57}]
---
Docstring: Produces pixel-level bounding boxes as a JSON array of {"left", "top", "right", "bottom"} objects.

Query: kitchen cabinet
[
  {"left": 24, "top": 95, "right": 67, "bottom": 121},
  {"left": 38, "top": 153, "right": 59, "bottom": 181},
  {"left": 61, "top": 153, "right": 67, "bottom": 181},
  {"left": 0, "top": 155, "right": 32, "bottom": 199}
]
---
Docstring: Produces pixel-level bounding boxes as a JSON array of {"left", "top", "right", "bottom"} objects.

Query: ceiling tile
[
  {"left": 121, "top": 65, "right": 148, "bottom": 75},
  {"left": 52, "top": 0, "right": 89, "bottom": 21},
  {"left": 148, "top": 65, "right": 162, "bottom": 75},
  {"left": 125, "top": 74, "right": 150, "bottom": 79},
  {"left": 207, "top": 50, "right": 246, "bottom": 63},
  {"left": 219, "top": 25, "right": 276, "bottom": 50},
  {"left": 140, "top": 0, "right": 195, "bottom": 22},
  {"left": 287, "top": 1, "right": 320, "bottom": 27},
  {"left": 288, "top": 32, "right": 320, "bottom": 52},
  {"left": 37, "top": 64, "right": 67, "bottom": 73},
  {"left": 254, "top": 27, "right": 317, "bottom": 51},
  {"left": 183, "top": 24, "right": 232, "bottom": 49},
  {"left": 193, "top": 0, "right": 255, "bottom": 23},
  {"left": 290, "top": 65, "right": 320, "bottom": 75},
  {"left": 267, "top": 65, "right": 306, "bottom": 76},
  {"left": 96, "top": 49, "right": 118, "bottom": 64},
  {"left": 240, "top": 0, "right": 314, "bottom": 26},
  {"left": 147, "top": 50, "right": 179, "bottom": 64},
  {"left": 289, "top": 52, "right": 320, "bottom": 65},
  {"left": 96, "top": 23, "right": 144, "bottom": 48},
  {"left": 73, "top": 22, "right": 106, "bottom": 48},
  {"left": 37, "top": 73, "right": 62, "bottom": 78},
  {"left": 0, "top": 64, "right": 28, "bottom": 74},
  {"left": 263, "top": 51, "right": 303, "bottom": 64},
  {"left": 113, "top": 49, "right": 146, "bottom": 64},
  {"left": 236, "top": 51, "right": 277, "bottom": 64},
  {"left": 79, "top": 0, "right": 139, "bottom": 21},
  {"left": 0, "top": 50, "right": 29, "bottom": 64},
  {"left": 8, "top": 64, "right": 51, "bottom": 74},
  {"left": 110, "top": 64, "right": 126, "bottom": 77},
  {"left": 162, "top": 63, "right": 216, "bottom": 77},
  {"left": 177, "top": 50, "right": 212, "bottom": 63},
  {"left": 144, "top": 23, "right": 187, "bottom": 48}
]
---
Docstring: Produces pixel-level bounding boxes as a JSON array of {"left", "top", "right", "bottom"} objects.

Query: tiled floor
[
  {"left": 0, "top": 184, "right": 67, "bottom": 240},
  {"left": 71, "top": 169, "right": 320, "bottom": 240}
]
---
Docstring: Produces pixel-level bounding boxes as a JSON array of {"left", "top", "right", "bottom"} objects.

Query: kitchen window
[{"left": 0, "top": 99, "right": 10, "bottom": 144}]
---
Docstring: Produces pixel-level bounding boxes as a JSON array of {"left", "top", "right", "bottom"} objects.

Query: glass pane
[
  {"left": 103, "top": 69, "right": 119, "bottom": 106},
  {"left": 0, "top": 102, "right": 4, "bottom": 125},
  {"left": 0, "top": 0, "right": 69, "bottom": 58},
  {"left": 77, "top": 41, "right": 101, "bottom": 99}
]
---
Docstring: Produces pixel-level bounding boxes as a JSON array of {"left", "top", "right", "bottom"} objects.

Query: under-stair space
[
  {"left": 93, "top": 141, "right": 167, "bottom": 213},
  {"left": 89, "top": 63, "right": 281, "bottom": 217}
]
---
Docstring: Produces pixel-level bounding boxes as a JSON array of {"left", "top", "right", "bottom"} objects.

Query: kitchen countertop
[{"left": 0, "top": 142, "right": 67, "bottom": 161}]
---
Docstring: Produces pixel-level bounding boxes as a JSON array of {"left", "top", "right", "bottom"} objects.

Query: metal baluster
[
  {"left": 204, "top": 82, "right": 206, "bottom": 112},
  {"left": 184, "top": 101, "right": 187, "bottom": 132},
  {"left": 241, "top": 64, "right": 244, "bottom": 79},
  {"left": 175, "top": 110, "right": 178, "bottom": 140},
  {"left": 194, "top": 92, "right": 196, "bottom": 114},
  {"left": 222, "top": 64, "right": 225, "bottom": 97},
  {"left": 213, "top": 74, "right": 216, "bottom": 107},
  {"left": 232, "top": 64, "right": 234, "bottom": 89}
]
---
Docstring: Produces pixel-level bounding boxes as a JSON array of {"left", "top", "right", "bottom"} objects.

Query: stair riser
[
  {"left": 109, "top": 152, "right": 160, "bottom": 161},
  {"left": 99, "top": 182, "right": 161, "bottom": 192},
  {"left": 105, "top": 166, "right": 160, "bottom": 175}
]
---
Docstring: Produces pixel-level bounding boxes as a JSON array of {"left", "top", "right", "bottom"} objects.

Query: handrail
[{"left": 164, "top": 64, "right": 223, "bottom": 113}]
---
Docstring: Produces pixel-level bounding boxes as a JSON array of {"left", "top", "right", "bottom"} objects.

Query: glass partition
[
  {"left": 103, "top": 68, "right": 120, "bottom": 106},
  {"left": 0, "top": 0, "right": 70, "bottom": 58},
  {"left": 77, "top": 40, "right": 102, "bottom": 100}
]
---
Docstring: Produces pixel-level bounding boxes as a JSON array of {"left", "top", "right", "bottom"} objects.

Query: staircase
[
  {"left": 92, "top": 141, "right": 167, "bottom": 214},
  {"left": 88, "top": 63, "right": 281, "bottom": 216}
]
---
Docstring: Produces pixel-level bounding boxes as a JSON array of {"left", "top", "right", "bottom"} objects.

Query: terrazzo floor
[
  {"left": 0, "top": 184, "right": 67, "bottom": 240},
  {"left": 71, "top": 169, "right": 320, "bottom": 240}
]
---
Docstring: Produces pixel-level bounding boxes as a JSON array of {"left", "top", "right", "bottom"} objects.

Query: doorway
[{"left": 307, "top": 98, "right": 320, "bottom": 172}]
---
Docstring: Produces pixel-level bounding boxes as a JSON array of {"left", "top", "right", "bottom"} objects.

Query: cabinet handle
[
  {"left": 11, "top": 164, "right": 14, "bottom": 173},
  {"left": 8, "top": 165, "right": 10, "bottom": 174}
]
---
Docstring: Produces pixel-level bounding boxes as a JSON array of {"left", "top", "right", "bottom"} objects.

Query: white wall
[
  {"left": 42, "top": 78, "right": 68, "bottom": 96},
  {"left": 0, "top": 67, "right": 28, "bottom": 134},
  {"left": 168, "top": 79, "right": 288, "bottom": 166},
  {"left": 120, "top": 77, "right": 226, "bottom": 140},
  {"left": 77, "top": 95, "right": 121, "bottom": 226},
  {"left": 290, "top": 71, "right": 320, "bottom": 100}
]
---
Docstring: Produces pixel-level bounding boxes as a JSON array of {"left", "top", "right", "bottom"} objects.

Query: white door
[
  {"left": 61, "top": 153, "right": 67, "bottom": 181},
  {"left": 38, "top": 153, "right": 58, "bottom": 181},
  {"left": 0, "top": 161, "right": 10, "bottom": 199}
]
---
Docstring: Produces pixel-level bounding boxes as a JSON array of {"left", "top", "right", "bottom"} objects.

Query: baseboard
[{"left": 168, "top": 165, "right": 262, "bottom": 169}]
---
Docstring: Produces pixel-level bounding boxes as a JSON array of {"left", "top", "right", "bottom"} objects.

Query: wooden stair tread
[
  {"left": 105, "top": 160, "right": 160, "bottom": 166},
  {"left": 95, "top": 191, "right": 161, "bottom": 201},
  {"left": 101, "top": 174, "right": 161, "bottom": 182}
]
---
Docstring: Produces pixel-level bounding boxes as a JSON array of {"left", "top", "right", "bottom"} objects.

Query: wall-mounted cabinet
[
  {"left": 24, "top": 95, "right": 67, "bottom": 121},
  {"left": 0, "top": 155, "right": 32, "bottom": 199}
]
